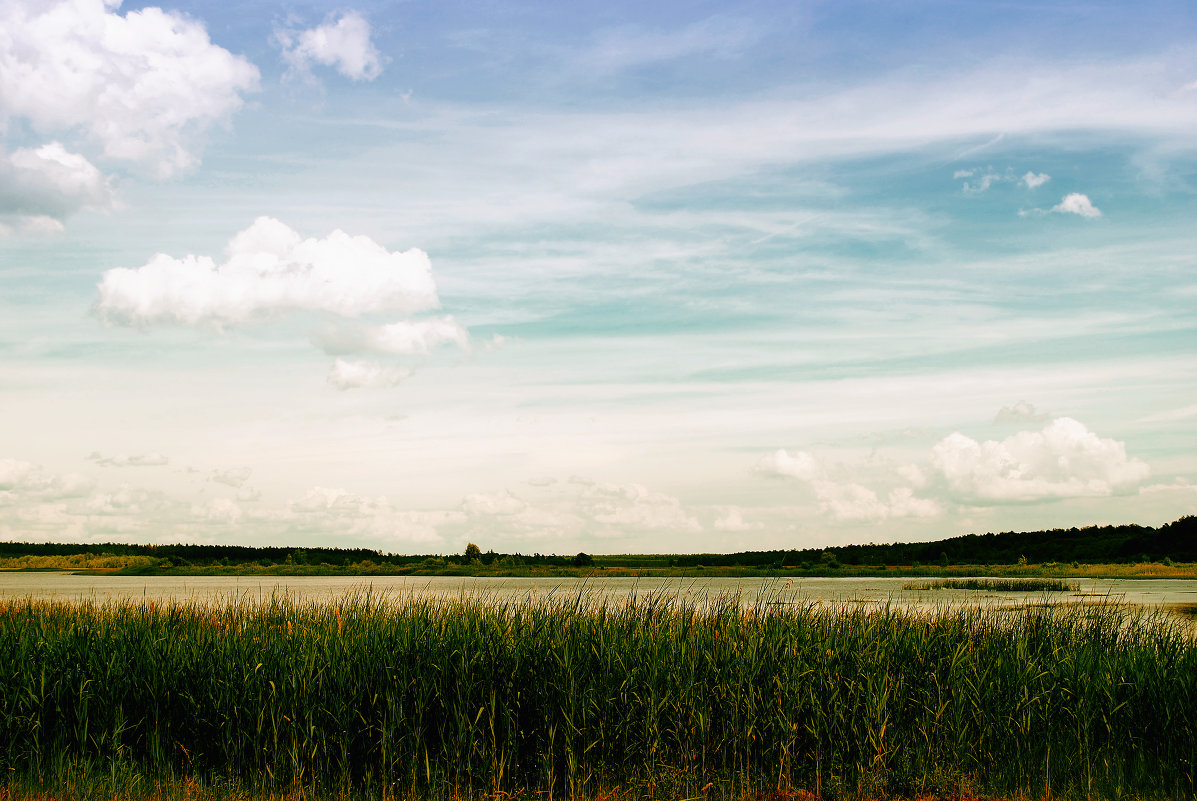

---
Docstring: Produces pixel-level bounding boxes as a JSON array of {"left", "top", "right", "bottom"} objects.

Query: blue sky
[{"left": 1, "top": 0, "right": 1195, "bottom": 554}]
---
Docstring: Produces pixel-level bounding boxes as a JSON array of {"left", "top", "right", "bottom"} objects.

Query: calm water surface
[{"left": 2, "top": 573, "right": 1196, "bottom": 621}]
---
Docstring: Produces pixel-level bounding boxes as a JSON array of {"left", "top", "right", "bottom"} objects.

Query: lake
[{"left": 2, "top": 572, "right": 1196, "bottom": 622}]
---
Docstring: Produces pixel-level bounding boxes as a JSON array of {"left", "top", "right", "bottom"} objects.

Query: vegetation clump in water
[
  {"left": 0, "top": 591, "right": 1192, "bottom": 800},
  {"left": 903, "top": 578, "right": 1080, "bottom": 592}
]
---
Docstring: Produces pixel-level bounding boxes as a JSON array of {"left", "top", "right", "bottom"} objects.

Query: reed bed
[
  {"left": 903, "top": 578, "right": 1080, "bottom": 592},
  {"left": 0, "top": 591, "right": 1193, "bottom": 801}
]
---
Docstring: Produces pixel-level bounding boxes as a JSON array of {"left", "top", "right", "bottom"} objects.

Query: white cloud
[
  {"left": 87, "top": 451, "right": 169, "bottom": 467},
  {"left": 1021, "top": 171, "right": 1051, "bottom": 188},
  {"left": 897, "top": 463, "right": 929, "bottom": 488},
  {"left": 314, "top": 316, "right": 470, "bottom": 356},
  {"left": 191, "top": 497, "right": 242, "bottom": 524},
  {"left": 97, "top": 216, "right": 470, "bottom": 390},
  {"left": 0, "top": 458, "right": 94, "bottom": 502},
  {"left": 0, "top": 0, "right": 259, "bottom": 177},
  {"left": 277, "top": 11, "right": 384, "bottom": 81},
  {"left": 577, "top": 481, "right": 702, "bottom": 533},
  {"left": 1139, "top": 478, "right": 1196, "bottom": 496},
  {"left": 84, "top": 484, "right": 161, "bottom": 515},
  {"left": 97, "top": 217, "right": 441, "bottom": 326},
  {"left": 455, "top": 478, "right": 705, "bottom": 543},
  {"left": 930, "top": 417, "right": 1149, "bottom": 503},
  {"left": 236, "top": 486, "right": 262, "bottom": 502},
  {"left": 281, "top": 487, "right": 456, "bottom": 545},
  {"left": 338, "top": 47, "right": 1197, "bottom": 243},
  {"left": 365, "top": 317, "right": 471, "bottom": 354},
  {"left": 462, "top": 490, "right": 527, "bottom": 517},
  {"left": 0, "top": 143, "right": 112, "bottom": 228},
  {"left": 886, "top": 487, "right": 942, "bottom": 519},
  {"left": 808, "top": 480, "right": 940, "bottom": 522},
  {"left": 211, "top": 466, "right": 252, "bottom": 488},
  {"left": 327, "top": 359, "right": 411, "bottom": 391},
  {"left": 755, "top": 450, "right": 939, "bottom": 522},
  {"left": 1136, "top": 404, "right": 1197, "bottom": 424},
  {"left": 579, "top": 16, "right": 759, "bottom": 75},
  {"left": 1051, "top": 193, "right": 1102, "bottom": 217},
  {"left": 712, "top": 506, "right": 763, "bottom": 532},
  {"left": 956, "top": 167, "right": 1050, "bottom": 194},
  {"left": 0, "top": 215, "right": 64, "bottom": 236},
  {"left": 755, "top": 449, "right": 821, "bottom": 481},
  {"left": 961, "top": 169, "right": 1002, "bottom": 194},
  {"left": 994, "top": 400, "right": 1049, "bottom": 424}
]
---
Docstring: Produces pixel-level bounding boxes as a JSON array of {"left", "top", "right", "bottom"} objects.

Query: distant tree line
[
  {"left": 0, "top": 516, "right": 1192, "bottom": 567},
  {"left": 670, "top": 516, "right": 1197, "bottom": 568},
  {"left": 0, "top": 541, "right": 595, "bottom": 569}
]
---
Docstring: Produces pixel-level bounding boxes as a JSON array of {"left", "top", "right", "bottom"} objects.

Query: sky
[{"left": 1, "top": 0, "right": 1195, "bottom": 555}]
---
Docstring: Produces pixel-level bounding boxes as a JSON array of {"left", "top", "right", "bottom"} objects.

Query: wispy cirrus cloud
[
  {"left": 576, "top": 16, "right": 761, "bottom": 75},
  {"left": 87, "top": 452, "right": 170, "bottom": 468}
]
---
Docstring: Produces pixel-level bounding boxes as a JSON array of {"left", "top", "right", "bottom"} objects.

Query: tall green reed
[{"left": 0, "top": 590, "right": 1192, "bottom": 799}]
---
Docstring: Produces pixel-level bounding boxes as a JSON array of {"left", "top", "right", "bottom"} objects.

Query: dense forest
[
  {"left": 671, "top": 515, "right": 1197, "bottom": 568},
  {"left": 0, "top": 516, "right": 1193, "bottom": 568}
]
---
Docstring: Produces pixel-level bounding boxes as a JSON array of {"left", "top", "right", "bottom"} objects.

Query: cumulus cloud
[
  {"left": 577, "top": 481, "right": 702, "bottom": 533},
  {"left": 97, "top": 217, "right": 472, "bottom": 390},
  {"left": 97, "top": 217, "right": 440, "bottom": 326},
  {"left": 191, "top": 497, "right": 242, "bottom": 524},
  {"left": 87, "top": 451, "right": 169, "bottom": 467},
  {"left": 236, "top": 486, "right": 262, "bottom": 502},
  {"left": 327, "top": 359, "right": 411, "bottom": 390},
  {"left": 211, "top": 466, "right": 252, "bottom": 488},
  {"left": 0, "top": 458, "right": 94, "bottom": 502},
  {"left": 1021, "top": 171, "right": 1051, "bottom": 188},
  {"left": 84, "top": 484, "right": 163, "bottom": 515},
  {"left": 277, "top": 11, "right": 384, "bottom": 81},
  {"left": 712, "top": 506, "right": 763, "bottom": 532},
  {"left": 1051, "top": 193, "right": 1102, "bottom": 217},
  {"left": 755, "top": 449, "right": 821, "bottom": 481},
  {"left": 994, "top": 400, "right": 1049, "bottom": 424},
  {"left": 281, "top": 487, "right": 456, "bottom": 544},
  {"left": 930, "top": 418, "right": 1149, "bottom": 503},
  {"left": 0, "top": 0, "right": 259, "bottom": 177},
  {"left": 809, "top": 481, "right": 940, "bottom": 522},
  {"left": 755, "top": 450, "right": 939, "bottom": 522},
  {"left": 462, "top": 490, "right": 528, "bottom": 517},
  {"left": 456, "top": 478, "right": 706, "bottom": 543},
  {"left": 0, "top": 143, "right": 113, "bottom": 231},
  {"left": 313, "top": 317, "right": 470, "bottom": 356}
]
